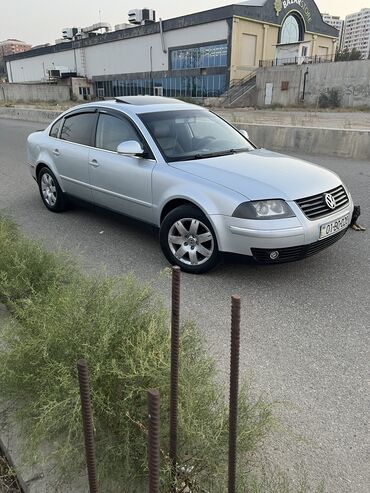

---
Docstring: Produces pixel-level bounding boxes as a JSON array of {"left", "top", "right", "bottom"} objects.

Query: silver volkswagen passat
[{"left": 27, "top": 96, "right": 353, "bottom": 273}]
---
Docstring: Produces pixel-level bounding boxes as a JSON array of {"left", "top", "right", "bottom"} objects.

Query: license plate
[{"left": 320, "top": 214, "right": 349, "bottom": 239}]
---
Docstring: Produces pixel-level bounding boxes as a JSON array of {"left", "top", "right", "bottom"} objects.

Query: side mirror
[
  {"left": 239, "top": 129, "right": 249, "bottom": 140},
  {"left": 117, "top": 140, "right": 144, "bottom": 156}
]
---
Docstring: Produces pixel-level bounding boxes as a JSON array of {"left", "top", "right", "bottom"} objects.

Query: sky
[{"left": 2, "top": 0, "right": 370, "bottom": 46}]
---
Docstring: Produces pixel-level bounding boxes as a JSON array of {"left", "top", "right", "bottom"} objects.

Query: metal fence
[{"left": 259, "top": 54, "right": 334, "bottom": 67}]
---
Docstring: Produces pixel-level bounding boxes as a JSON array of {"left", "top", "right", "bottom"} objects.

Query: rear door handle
[
  {"left": 89, "top": 159, "right": 100, "bottom": 168},
  {"left": 53, "top": 149, "right": 60, "bottom": 156}
]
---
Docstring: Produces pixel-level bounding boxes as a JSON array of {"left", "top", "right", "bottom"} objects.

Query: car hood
[{"left": 171, "top": 149, "right": 342, "bottom": 201}]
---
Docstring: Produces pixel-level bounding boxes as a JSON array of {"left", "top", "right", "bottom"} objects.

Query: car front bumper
[{"left": 210, "top": 199, "right": 354, "bottom": 263}]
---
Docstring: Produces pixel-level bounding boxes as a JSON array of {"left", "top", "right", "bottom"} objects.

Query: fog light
[{"left": 269, "top": 250, "right": 279, "bottom": 260}]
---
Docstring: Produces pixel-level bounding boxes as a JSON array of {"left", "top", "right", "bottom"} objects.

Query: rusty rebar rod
[
  {"left": 77, "top": 359, "right": 98, "bottom": 493},
  {"left": 148, "top": 389, "right": 161, "bottom": 493},
  {"left": 228, "top": 295, "right": 241, "bottom": 493},
  {"left": 170, "top": 265, "right": 181, "bottom": 483}
]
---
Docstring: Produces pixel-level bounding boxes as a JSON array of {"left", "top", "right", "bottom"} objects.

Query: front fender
[{"left": 153, "top": 165, "right": 246, "bottom": 225}]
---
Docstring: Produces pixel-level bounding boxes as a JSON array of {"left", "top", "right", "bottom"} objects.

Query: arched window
[{"left": 280, "top": 15, "right": 301, "bottom": 44}]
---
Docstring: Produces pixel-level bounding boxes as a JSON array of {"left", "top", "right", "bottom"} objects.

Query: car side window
[
  {"left": 60, "top": 113, "right": 96, "bottom": 146},
  {"left": 96, "top": 113, "right": 142, "bottom": 152},
  {"left": 49, "top": 118, "right": 62, "bottom": 138}
]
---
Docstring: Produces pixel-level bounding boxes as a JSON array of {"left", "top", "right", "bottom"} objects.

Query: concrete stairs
[{"left": 220, "top": 71, "right": 257, "bottom": 107}]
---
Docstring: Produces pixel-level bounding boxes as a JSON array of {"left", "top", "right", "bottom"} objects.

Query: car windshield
[{"left": 139, "top": 109, "right": 254, "bottom": 162}]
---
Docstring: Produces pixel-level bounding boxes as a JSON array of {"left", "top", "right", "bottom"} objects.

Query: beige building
[{"left": 230, "top": 0, "right": 338, "bottom": 81}]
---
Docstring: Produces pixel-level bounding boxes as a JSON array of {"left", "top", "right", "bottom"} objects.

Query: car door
[
  {"left": 88, "top": 110, "right": 156, "bottom": 223},
  {"left": 53, "top": 109, "right": 97, "bottom": 202}
]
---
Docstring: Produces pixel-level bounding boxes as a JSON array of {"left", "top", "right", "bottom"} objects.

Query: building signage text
[
  {"left": 282, "top": 0, "right": 312, "bottom": 22},
  {"left": 274, "top": 0, "right": 312, "bottom": 23}
]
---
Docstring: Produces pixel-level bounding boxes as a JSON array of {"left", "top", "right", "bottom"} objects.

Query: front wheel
[{"left": 160, "top": 205, "right": 220, "bottom": 274}]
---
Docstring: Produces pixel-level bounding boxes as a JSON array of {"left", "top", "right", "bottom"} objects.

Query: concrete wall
[
  {"left": 256, "top": 60, "right": 370, "bottom": 107},
  {"left": 0, "top": 83, "right": 71, "bottom": 102},
  {"left": 305, "top": 60, "right": 370, "bottom": 107},
  {"left": 234, "top": 123, "right": 370, "bottom": 160},
  {"left": 256, "top": 65, "right": 303, "bottom": 106},
  {"left": 6, "top": 21, "right": 229, "bottom": 83},
  {"left": 214, "top": 109, "right": 370, "bottom": 160},
  {"left": 215, "top": 108, "right": 370, "bottom": 129}
]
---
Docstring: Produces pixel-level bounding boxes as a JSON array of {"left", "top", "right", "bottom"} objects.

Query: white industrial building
[
  {"left": 342, "top": 8, "right": 370, "bottom": 59},
  {"left": 5, "top": 2, "right": 338, "bottom": 99}
]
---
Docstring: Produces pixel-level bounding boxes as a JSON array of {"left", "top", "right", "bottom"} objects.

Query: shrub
[
  {"left": 318, "top": 93, "right": 329, "bottom": 108},
  {"left": 0, "top": 216, "right": 274, "bottom": 491},
  {"left": 318, "top": 89, "right": 341, "bottom": 109}
]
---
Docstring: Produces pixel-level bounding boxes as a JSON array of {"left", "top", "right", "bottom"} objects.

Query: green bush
[
  {"left": 318, "top": 89, "right": 341, "bottom": 109},
  {"left": 0, "top": 216, "right": 274, "bottom": 491}
]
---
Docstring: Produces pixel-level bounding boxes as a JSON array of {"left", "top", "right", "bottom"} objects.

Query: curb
[{"left": 0, "top": 107, "right": 60, "bottom": 124}]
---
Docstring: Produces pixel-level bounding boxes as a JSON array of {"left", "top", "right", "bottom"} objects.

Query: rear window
[{"left": 60, "top": 113, "right": 95, "bottom": 146}]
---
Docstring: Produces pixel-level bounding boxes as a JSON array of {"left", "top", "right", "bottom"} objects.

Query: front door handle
[
  {"left": 89, "top": 159, "right": 99, "bottom": 168},
  {"left": 53, "top": 149, "right": 60, "bottom": 156}
]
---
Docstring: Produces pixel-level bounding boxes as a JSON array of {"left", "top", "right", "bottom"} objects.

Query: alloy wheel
[
  {"left": 168, "top": 218, "right": 214, "bottom": 266},
  {"left": 41, "top": 172, "right": 57, "bottom": 207}
]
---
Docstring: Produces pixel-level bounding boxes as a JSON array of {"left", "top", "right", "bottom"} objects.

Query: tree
[{"left": 335, "top": 47, "right": 363, "bottom": 61}]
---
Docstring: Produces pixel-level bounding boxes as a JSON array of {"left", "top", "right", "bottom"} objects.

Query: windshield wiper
[{"left": 178, "top": 148, "right": 250, "bottom": 162}]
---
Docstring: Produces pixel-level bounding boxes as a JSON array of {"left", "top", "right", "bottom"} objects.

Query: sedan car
[{"left": 27, "top": 96, "right": 353, "bottom": 273}]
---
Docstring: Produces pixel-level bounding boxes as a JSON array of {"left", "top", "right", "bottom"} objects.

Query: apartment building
[
  {"left": 342, "top": 8, "right": 370, "bottom": 58},
  {"left": 0, "top": 39, "right": 32, "bottom": 58},
  {"left": 322, "top": 13, "right": 343, "bottom": 46}
]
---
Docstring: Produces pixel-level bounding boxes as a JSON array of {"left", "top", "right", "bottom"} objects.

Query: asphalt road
[{"left": 1, "top": 118, "right": 369, "bottom": 492}]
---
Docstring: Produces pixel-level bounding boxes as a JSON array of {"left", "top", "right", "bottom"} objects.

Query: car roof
[{"left": 69, "top": 96, "right": 206, "bottom": 116}]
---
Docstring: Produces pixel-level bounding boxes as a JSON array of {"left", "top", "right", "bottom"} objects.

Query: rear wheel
[
  {"left": 37, "top": 167, "right": 68, "bottom": 212},
  {"left": 160, "top": 205, "right": 220, "bottom": 274}
]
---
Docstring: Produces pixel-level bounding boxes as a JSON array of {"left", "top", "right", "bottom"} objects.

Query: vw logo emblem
[{"left": 325, "top": 193, "right": 336, "bottom": 209}]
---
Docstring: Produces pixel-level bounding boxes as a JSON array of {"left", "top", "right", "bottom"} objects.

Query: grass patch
[{"left": 0, "top": 216, "right": 324, "bottom": 492}]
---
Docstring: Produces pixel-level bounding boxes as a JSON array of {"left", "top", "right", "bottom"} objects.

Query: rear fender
[{"left": 35, "top": 151, "right": 65, "bottom": 192}]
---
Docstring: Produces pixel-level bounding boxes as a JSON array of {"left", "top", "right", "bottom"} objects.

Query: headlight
[{"left": 232, "top": 200, "right": 295, "bottom": 220}]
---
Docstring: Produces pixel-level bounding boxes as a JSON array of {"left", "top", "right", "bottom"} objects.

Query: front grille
[
  {"left": 295, "top": 185, "right": 349, "bottom": 220},
  {"left": 251, "top": 228, "right": 348, "bottom": 264}
]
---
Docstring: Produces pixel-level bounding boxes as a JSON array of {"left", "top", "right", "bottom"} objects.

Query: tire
[
  {"left": 160, "top": 204, "right": 220, "bottom": 274},
  {"left": 37, "top": 167, "right": 68, "bottom": 212}
]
